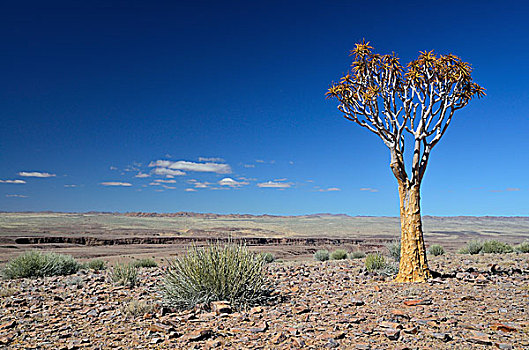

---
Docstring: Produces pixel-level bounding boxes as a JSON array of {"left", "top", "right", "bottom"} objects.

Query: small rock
[
  {"left": 404, "top": 299, "right": 432, "bottom": 306},
  {"left": 351, "top": 298, "right": 365, "bottom": 306},
  {"left": 379, "top": 321, "right": 403, "bottom": 329},
  {"left": 431, "top": 332, "right": 452, "bottom": 342},
  {"left": 210, "top": 301, "right": 231, "bottom": 315},
  {"left": 385, "top": 328, "right": 400, "bottom": 340},
  {"left": 403, "top": 326, "right": 418, "bottom": 334},
  {"left": 249, "top": 321, "right": 268, "bottom": 333},
  {"left": 0, "top": 320, "right": 16, "bottom": 330},
  {"left": 467, "top": 332, "right": 492, "bottom": 345},
  {"left": 490, "top": 323, "right": 518, "bottom": 333},
  {"left": 271, "top": 332, "right": 287, "bottom": 344},
  {"left": 150, "top": 337, "right": 163, "bottom": 344},
  {"left": 186, "top": 328, "right": 213, "bottom": 342},
  {"left": 494, "top": 343, "right": 513, "bottom": 350},
  {"left": 325, "top": 338, "right": 339, "bottom": 348}
]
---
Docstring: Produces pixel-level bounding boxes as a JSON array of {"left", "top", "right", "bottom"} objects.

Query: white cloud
[
  {"left": 360, "top": 188, "right": 378, "bottom": 193},
  {"left": 255, "top": 160, "right": 265, "bottom": 163},
  {"left": 152, "top": 168, "right": 186, "bottom": 177},
  {"left": 319, "top": 187, "right": 341, "bottom": 192},
  {"left": 199, "top": 157, "right": 225, "bottom": 162},
  {"left": 187, "top": 179, "right": 211, "bottom": 188},
  {"left": 135, "top": 172, "right": 150, "bottom": 178},
  {"left": 149, "top": 160, "right": 231, "bottom": 174},
  {"left": 154, "top": 179, "right": 177, "bottom": 183},
  {"left": 18, "top": 171, "right": 56, "bottom": 178},
  {"left": 506, "top": 188, "right": 520, "bottom": 192},
  {"left": 274, "top": 178, "right": 287, "bottom": 181},
  {"left": 257, "top": 181, "right": 292, "bottom": 188},
  {"left": 6, "top": 194, "right": 28, "bottom": 198},
  {"left": 185, "top": 188, "right": 197, "bottom": 192},
  {"left": 64, "top": 184, "right": 77, "bottom": 188},
  {"left": 0, "top": 179, "right": 26, "bottom": 184},
  {"left": 162, "top": 185, "right": 176, "bottom": 189},
  {"left": 243, "top": 164, "right": 255, "bottom": 168},
  {"left": 110, "top": 166, "right": 118, "bottom": 171},
  {"left": 218, "top": 177, "right": 249, "bottom": 187},
  {"left": 100, "top": 182, "right": 132, "bottom": 187},
  {"left": 149, "top": 160, "right": 174, "bottom": 168}
]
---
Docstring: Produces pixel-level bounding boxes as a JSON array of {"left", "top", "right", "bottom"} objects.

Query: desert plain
[{"left": 0, "top": 212, "right": 528, "bottom": 349}]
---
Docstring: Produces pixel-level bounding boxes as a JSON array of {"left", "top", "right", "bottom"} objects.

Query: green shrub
[
  {"left": 349, "top": 251, "right": 365, "bottom": 259},
  {"left": 2, "top": 251, "right": 81, "bottom": 279},
  {"left": 87, "top": 259, "right": 107, "bottom": 271},
  {"left": 386, "top": 240, "right": 401, "bottom": 262},
  {"left": 465, "top": 239, "right": 484, "bottom": 255},
  {"left": 515, "top": 241, "right": 529, "bottom": 253},
  {"left": 132, "top": 258, "right": 158, "bottom": 268},
  {"left": 330, "top": 249, "right": 348, "bottom": 260},
  {"left": 428, "top": 244, "right": 445, "bottom": 256},
  {"left": 365, "top": 252, "right": 387, "bottom": 272},
  {"left": 380, "top": 262, "right": 399, "bottom": 276},
  {"left": 457, "top": 246, "right": 470, "bottom": 254},
  {"left": 162, "top": 242, "right": 272, "bottom": 310},
  {"left": 0, "top": 287, "right": 16, "bottom": 297},
  {"left": 121, "top": 300, "right": 154, "bottom": 317},
  {"left": 111, "top": 263, "right": 139, "bottom": 287},
  {"left": 481, "top": 240, "right": 513, "bottom": 254},
  {"left": 260, "top": 252, "right": 275, "bottom": 264},
  {"left": 314, "top": 249, "right": 330, "bottom": 261}
]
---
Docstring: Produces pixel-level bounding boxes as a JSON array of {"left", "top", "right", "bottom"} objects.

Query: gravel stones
[{"left": 0, "top": 253, "right": 528, "bottom": 348}]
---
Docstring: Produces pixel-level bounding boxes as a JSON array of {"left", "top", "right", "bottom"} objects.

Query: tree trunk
[{"left": 394, "top": 181, "right": 431, "bottom": 282}]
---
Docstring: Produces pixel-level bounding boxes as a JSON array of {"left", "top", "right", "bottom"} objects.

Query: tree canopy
[{"left": 327, "top": 41, "right": 485, "bottom": 185}]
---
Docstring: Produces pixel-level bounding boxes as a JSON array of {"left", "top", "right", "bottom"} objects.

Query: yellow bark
[{"left": 394, "top": 181, "right": 431, "bottom": 282}]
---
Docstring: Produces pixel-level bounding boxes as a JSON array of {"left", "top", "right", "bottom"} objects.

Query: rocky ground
[{"left": 1, "top": 253, "right": 528, "bottom": 349}]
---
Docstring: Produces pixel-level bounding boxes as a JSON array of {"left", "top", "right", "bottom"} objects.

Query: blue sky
[{"left": 0, "top": 0, "right": 528, "bottom": 215}]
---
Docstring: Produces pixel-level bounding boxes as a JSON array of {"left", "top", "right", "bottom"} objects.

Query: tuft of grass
[
  {"left": 314, "top": 249, "right": 330, "bottom": 262},
  {"left": 459, "top": 239, "right": 484, "bottom": 255},
  {"left": 0, "top": 287, "right": 16, "bottom": 297},
  {"left": 330, "top": 249, "right": 348, "bottom": 260},
  {"left": 132, "top": 258, "right": 158, "bottom": 268},
  {"left": 121, "top": 300, "right": 154, "bottom": 317},
  {"left": 2, "top": 251, "right": 81, "bottom": 279},
  {"left": 86, "top": 259, "right": 107, "bottom": 271},
  {"left": 349, "top": 251, "right": 365, "bottom": 259},
  {"left": 365, "top": 252, "right": 387, "bottom": 272},
  {"left": 260, "top": 252, "right": 275, "bottom": 264},
  {"left": 162, "top": 242, "right": 272, "bottom": 310},
  {"left": 515, "top": 241, "right": 529, "bottom": 253},
  {"left": 457, "top": 246, "right": 470, "bottom": 254},
  {"left": 386, "top": 240, "right": 401, "bottom": 262},
  {"left": 111, "top": 263, "right": 139, "bottom": 287},
  {"left": 481, "top": 240, "right": 513, "bottom": 254},
  {"left": 428, "top": 244, "right": 445, "bottom": 256}
]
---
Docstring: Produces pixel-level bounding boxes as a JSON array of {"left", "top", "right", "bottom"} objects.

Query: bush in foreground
[
  {"left": 86, "top": 259, "right": 107, "bottom": 271},
  {"left": 349, "top": 251, "right": 365, "bottom": 259},
  {"left": 2, "top": 251, "right": 81, "bottom": 279},
  {"left": 428, "top": 244, "right": 445, "bottom": 256},
  {"left": 260, "top": 252, "right": 275, "bottom": 264},
  {"left": 481, "top": 240, "right": 513, "bottom": 254},
  {"left": 330, "top": 249, "right": 348, "bottom": 260},
  {"left": 111, "top": 263, "right": 139, "bottom": 287},
  {"left": 132, "top": 258, "right": 158, "bottom": 268},
  {"left": 515, "top": 241, "right": 529, "bottom": 253},
  {"left": 386, "top": 240, "right": 401, "bottom": 262},
  {"left": 314, "top": 250, "right": 330, "bottom": 261},
  {"left": 365, "top": 252, "right": 387, "bottom": 272},
  {"left": 458, "top": 239, "right": 484, "bottom": 255},
  {"left": 162, "top": 242, "right": 272, "bottom": 310}
]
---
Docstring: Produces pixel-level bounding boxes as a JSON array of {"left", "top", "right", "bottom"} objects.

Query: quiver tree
[{"left": 327, "top": 41, "right": 484, "bottom": 282}]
